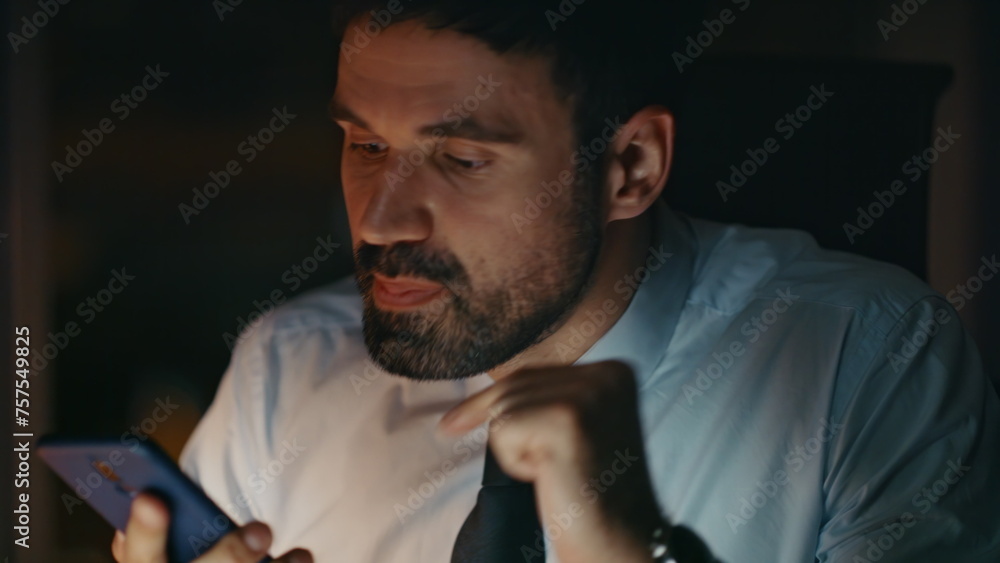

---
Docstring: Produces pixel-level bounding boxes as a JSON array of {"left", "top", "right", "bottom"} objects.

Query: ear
[{"left": 602, "top": 106, "right": 674, "bottom": 223}]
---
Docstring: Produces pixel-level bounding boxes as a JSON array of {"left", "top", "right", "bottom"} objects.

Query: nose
[{"left": 354, "top": 161, "right": 434, "bottom": 248}]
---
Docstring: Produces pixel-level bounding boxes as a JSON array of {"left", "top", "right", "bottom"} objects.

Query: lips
[{"left": 372, "top": 274, "right": 445, "bottom": 310}]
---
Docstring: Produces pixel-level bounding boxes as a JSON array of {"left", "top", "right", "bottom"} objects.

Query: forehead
[{"left": 334, "top": 17, "right": 572, "bottom": 141}]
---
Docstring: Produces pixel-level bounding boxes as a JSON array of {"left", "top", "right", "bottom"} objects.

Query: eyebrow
[
  {"left": 328, "top": 98, "right": 369, "bottom": 128},
  {"left": 328, "top": 98, "right": 523, "bottom": 145}
]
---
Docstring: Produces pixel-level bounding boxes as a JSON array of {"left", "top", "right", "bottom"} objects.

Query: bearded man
[{"left": 111, "top": 2, "right": 1000, "bottom": 562}]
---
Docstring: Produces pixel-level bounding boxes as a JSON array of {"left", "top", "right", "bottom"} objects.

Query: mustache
[{"left": 353, "top": 242, "right": 468, "bottom": 287}]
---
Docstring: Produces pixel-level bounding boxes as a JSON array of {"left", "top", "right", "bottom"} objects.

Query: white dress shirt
[{"left": 180, "top": 200, "right": 1000, "bottom": 562}]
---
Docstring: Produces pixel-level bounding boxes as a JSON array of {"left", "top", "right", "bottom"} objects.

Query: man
[{"left": 112, "top": 1, "right": 1000, "bottom": 562}]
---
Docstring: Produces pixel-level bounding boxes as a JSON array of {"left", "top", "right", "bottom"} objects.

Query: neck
[{"left": 487, "top": 211, "right": 654, "bottom": 381}]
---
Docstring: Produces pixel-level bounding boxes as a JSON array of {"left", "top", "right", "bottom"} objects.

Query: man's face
[{"left": 333, "top": 17, "right": 603, "bottom": 380}]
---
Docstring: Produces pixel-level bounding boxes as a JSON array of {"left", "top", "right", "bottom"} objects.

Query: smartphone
[{"left": 38, "top": 434, "right": 271, "bottom": 563}]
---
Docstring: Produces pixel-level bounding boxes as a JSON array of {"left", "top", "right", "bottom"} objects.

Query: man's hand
[
  {"left": 110, "top": 492, "right": 312, "bottom": 563},
  {"left": 439, "top": 360, "right": 664, "bottom": 563}
]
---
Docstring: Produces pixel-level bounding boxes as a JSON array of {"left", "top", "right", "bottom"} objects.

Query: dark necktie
[{"left": 451, "top": 445, "right": 545, "bottom": 562}]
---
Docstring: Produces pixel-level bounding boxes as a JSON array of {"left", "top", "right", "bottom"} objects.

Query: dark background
[{"left": 2, "top": 0, "right": 998, "bottom": 561}]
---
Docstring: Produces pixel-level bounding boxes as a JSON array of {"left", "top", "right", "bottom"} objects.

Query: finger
[
  {"left": 439, "top": 381, "right": 509, "bottom": 435},
  {"left": 439, "top": 366, "right": 586, "bottom": 435},
  {"left": 123, "top": 493, "right": 170, "bottom": 563},
  {"left": 111, "top": 530, "right": 126, "bottom": 562},
  {"left": 274, "top": 548, "right": 313, "bottom": 563},
  {"left": 489, "top": 362, "right": 637, "bottom": 424},
  {"left": 194, "top": 522, "right": 271, "bottom": 563},
  {"left": 195, "top": 521, "right": 272, "bottom": 563},
  {"left": 488, "top": 399, "right": 585, "bottom": 481}
]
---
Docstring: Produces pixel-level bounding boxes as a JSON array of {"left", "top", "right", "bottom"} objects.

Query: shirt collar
[{"left": 574, "top": 199, "right": 696, "bottom": 387}]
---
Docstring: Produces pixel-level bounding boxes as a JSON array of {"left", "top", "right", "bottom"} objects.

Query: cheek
[
  {"left": 438, "top": 159, "right": 574, "bottom": 234},
  {"left": 515, "top": 153, "right": 580, "bottom": 220},
  {"left": 340, "top": 181, "right": 369, "bottom": 245}
]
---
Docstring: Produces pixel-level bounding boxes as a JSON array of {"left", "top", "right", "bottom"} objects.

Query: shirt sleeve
[
  {"left": 817, "top": 295, "right": 1000, "bottom": 562},
  {"left": 179, "top": 324, "right": 273, "bottom": 527}
]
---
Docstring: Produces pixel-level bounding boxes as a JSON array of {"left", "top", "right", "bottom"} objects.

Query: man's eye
[
  {"left": 445, "top": 154, "right": 488, "bottom": 170},
  {"left": 348, "top": 142, "right": 387, "bottom": 159}
]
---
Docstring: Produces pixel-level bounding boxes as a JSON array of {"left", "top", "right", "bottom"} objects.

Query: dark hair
[{"left": 331, "top": 0, "right": 682, "bottom": 164}]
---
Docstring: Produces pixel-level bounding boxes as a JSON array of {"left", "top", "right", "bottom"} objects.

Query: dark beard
[{"left": 353, "top": 174, "right": 603, "bottom": 381}]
